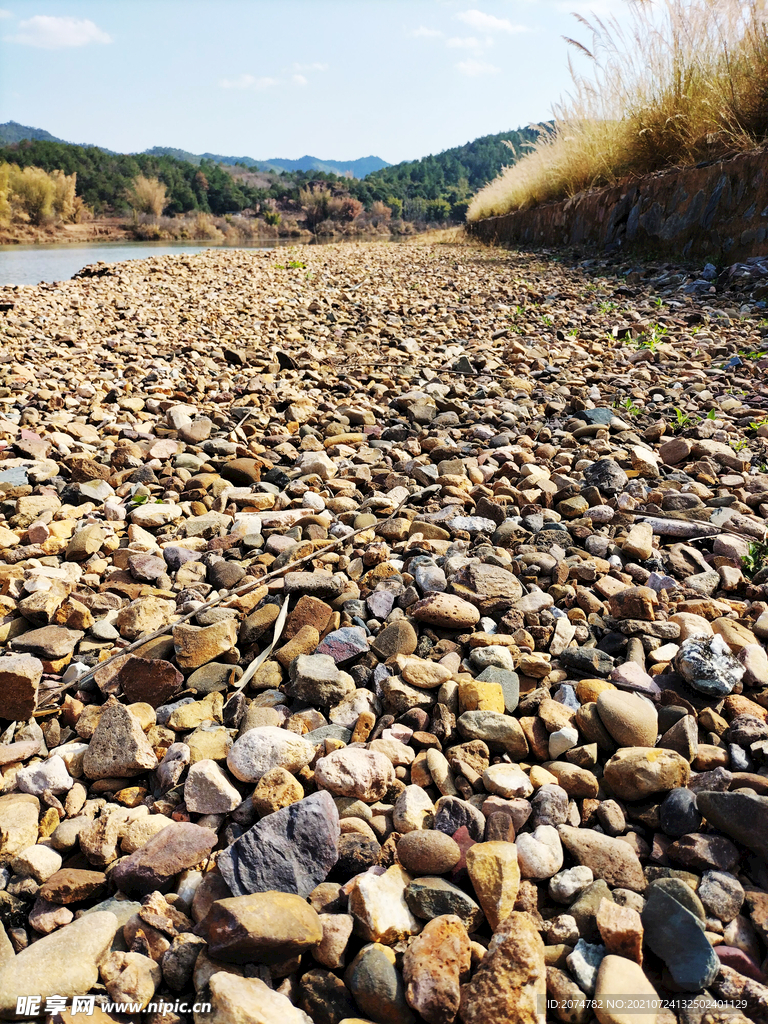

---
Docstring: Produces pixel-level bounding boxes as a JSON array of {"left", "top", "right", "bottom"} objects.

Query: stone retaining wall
[{"left": 467, "top": 148, "right": 768, "bottom": 262}]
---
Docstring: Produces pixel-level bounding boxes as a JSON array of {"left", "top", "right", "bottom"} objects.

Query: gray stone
[
  {"left": 217, "top": 791, "right": 339, "bottom": 898},
  {"left": 641, "top": 884, "right": 719, "bottom": 991}
]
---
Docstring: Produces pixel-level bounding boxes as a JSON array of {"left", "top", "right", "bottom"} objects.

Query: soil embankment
[{"left": 469, "top": 147, "right": 768, "bottom": 262}]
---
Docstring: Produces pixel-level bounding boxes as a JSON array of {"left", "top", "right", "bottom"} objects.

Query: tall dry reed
[{"left": 468, "top": 0, "right": 768, "bottom": 219}]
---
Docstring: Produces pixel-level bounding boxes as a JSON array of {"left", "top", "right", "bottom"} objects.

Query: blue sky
[{"left": 0, "top": 0, "right": 619, "bottom": 164}]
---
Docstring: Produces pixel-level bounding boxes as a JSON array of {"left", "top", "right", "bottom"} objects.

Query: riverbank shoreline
[{"left": 0, "top": 214, "right": 440, "bottom": 248}]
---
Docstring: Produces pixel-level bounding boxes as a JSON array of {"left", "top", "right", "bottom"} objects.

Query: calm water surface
[{"left": 0, "top": 239, "right": 300, "bottom": 286}]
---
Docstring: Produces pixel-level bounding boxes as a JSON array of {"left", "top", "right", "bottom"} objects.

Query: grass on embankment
[{"left": 468, "top": 0, "right": 768, "bottom": 221}]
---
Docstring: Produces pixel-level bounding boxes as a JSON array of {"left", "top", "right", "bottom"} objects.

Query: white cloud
[
  {"left": 0, "top": 10, "right": 13, "bottom": 19},
  {"left": 292, "top": 73, "right": 308, "bottom": 86},
  {"left": 456, "top": 58, "right": 501, "bottom": 75},
  {"left": 411, "top": 25, "right": 443, "bottom": 38},
  {"left": 219, "top": 73, "right": 256, "bottom": 89},
  {"left": 292, "top": 61, "right": 328, "bottom": 72},
  {"left": 5, "top": 15, "right": 111, "bottom": 48},
  {"left": 446, "top": 35, "right": 485, "bottom": 49},
  {"left": 456, "top": 9, "right": 527, "bottom": 33},
  {"left": 219, "top": 73, "right": 278, "bottom": 90}
]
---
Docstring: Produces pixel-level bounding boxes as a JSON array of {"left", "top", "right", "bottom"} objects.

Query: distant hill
[
  {"left": 143, "top": 147, "right": 388, "bottom": 177},
  {"left": 0, "top": 121, "right": 68, "bottom": 146},
  {"left": 0, "top": 121, "right": 115, "bottom": 152},
  {"left": 0, "top": 125, "right": 389, "bottom": 179}
]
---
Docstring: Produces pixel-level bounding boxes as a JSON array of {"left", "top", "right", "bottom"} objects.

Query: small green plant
[
  {"left": 541, "top": 314, "right": 553, "bottom": 327},
  {"left": 633, "top": 324, "right": 668, "bottom": 353},
  {"left": 566, "top": 327, "right": 579, "bottom": 339},
  {"left": 750, "top": 415, "right": 768, "bottom": 430},
  {"left": 287, "top": 259, "right": 306, "bottom": 269},
  {"left": 730, "top": 437, "right": 750, "bottom": 452},
  {"left": 653, "top": 297, "right": 664, "bottom": 308},
  {"left": 613, "top": 396, "right": 641, "bottom": 417},
  {"left": 706, "top": 408, "right": 717, "bottom": 419},
  {"left": 672, "top": 407, "right": 694, "bottom": 432},
  {"left": 738, "top": 348, "right": 763, "bottom": 361},
  {"left": 597, "top": 300, "right": 617, "bottom": 314},
  {"left": 742, "top": 540, "right": 768, "bottom": 577}
]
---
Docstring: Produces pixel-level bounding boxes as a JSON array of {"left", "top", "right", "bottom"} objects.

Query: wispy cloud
[
  {"left": 456, "top": 9, "right": 527, "bottom": 34},
  {"left": 219, "top": 73, "right": 278, "bottom": 90},
  {"left": 0, "top": 10, "right": 13, "bottom": 19},
  {"left": 5, "top": 15, "right": 111, "bottom": 48},
  {"left": 446, "top": 35, "right": 485, "bottom": 49},
  {"left": 411, "top": 25, "right": 443, "bottom": 38},
  {"left": 292, "top": 73, "right": 308, "bottom": 86},
  {"left": 456, "top": 58, "right": 501, "bottom": 76},
  {"left": 292, "top": 61, "right": 328, "bottom": 72}
]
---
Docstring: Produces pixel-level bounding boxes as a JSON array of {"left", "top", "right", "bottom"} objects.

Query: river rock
[
  {"left": 314, "top": 747, "right": 395, "bottom": 802},
  {"left": 603, "top": 746, "right": 690, "bottom": 800},
  {"left": 0, "top": 911, "right": 118, "bottom": 1014},
  {"left": 217, "top": 790, "right": 339, "bottom": 897},
  {"left": 403, "top": 915, "right": 471, "bottom": 1024},
  {"left": 196, "top": 892, "right": 322, "bottom": 963},
  {"left": 458, "top": 911, "right": 546, "bottom": 1024},
  {"left": 596, "top": 691, "right": 658, "bottom": 747},
  {"left": 110, "top": 822, "right": 216, "bottom": 895},
  {"left": 226, "top": 726, "right": 314, "bottom": 783}
]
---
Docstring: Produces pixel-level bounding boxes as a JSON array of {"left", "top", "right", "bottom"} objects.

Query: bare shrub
[
  {"left": 125, "top": 175, "right": 168, "bottom": 217},
  {"left": 300, "top": 187, "right": 331, "bottom": 231},
  {"left": 8, "top": 165, "right": 56, "bottom": 224}
]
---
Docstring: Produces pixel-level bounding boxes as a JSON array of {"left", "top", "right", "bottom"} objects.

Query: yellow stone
[
  {"left": 529, "top": 765, "right": 559, "bottom": 789},
  {"left": 459, "top": 680, "right": 505, "bottom": 714},
  {"left": 466, "top": 841, "right": 521, "bottom": 931},
  {"left": 38, "top": 807, "right": 59, "bottom": 838},
  {"left": 576, "top": 678, "right": 616, "bottom": 704},
  {"left": 114, "top": 786, "right": 148, "bottom": 807},
  {"left": 166, "top": 691, "right": 223, "bottom": 731},
  {"left": 126, "top": 703, "right": 156, "bottom": 731}
]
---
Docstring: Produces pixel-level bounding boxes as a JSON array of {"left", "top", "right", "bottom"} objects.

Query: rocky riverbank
[{"left": 0, "top": 242, "right": 767, "bottom": 1023}]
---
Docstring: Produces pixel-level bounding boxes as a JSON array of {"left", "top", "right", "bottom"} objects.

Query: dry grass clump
[
  {"left": 125, "top": 175, "right": 168, "bottom": 217},
  {"left": 0, "top": 164, "right": 89, "bottom": 226},
  {"left": 468, "top": 0, "right": 768, "bottom": 219}
]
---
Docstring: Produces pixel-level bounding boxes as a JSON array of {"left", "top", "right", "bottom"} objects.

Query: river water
[{"left": 0, "top": 239, "right": 297, "bottom": 287}]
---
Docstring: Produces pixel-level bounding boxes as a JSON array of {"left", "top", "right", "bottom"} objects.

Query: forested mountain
[
  {"left": 365, "top": 127, "right": 542, "bottom": 220},
  {"left": 0, "top": 125, "right": 539, "bottom": 223},
  {"left": 0, "top": 125, "right": 388, "bottom": 178},
  {"left": 0, "top": 121, "right": 67, "bottom": 146},
  {"left": 0, "top": 141, "right": 261, "bottom": 215}
]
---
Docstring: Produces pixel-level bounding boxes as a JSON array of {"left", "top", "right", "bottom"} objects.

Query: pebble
[
  {"left": 397, "top": 831, "right": 461, "bottom": 875},
  {"left": 0, "top": 244, "right": 766, "bottom": 1018},
  {"left": 0, "top": 911, "right": 118, "bottom": 1013},
  {"left": 218, "top": 791, "right": 339, "bottom": 897},
  {"left": 594, "top": 955, "right": 660, "bottom": 1024},
  {"left": 641, "top": 884, "right": 720, "bottom": 990},
  {"left": 596, "top": 690, "right": 658, "bottom": 747},
  {"left": 226, "top": 725, "right": 314, "bottom": 783},
  {"left": 196, "top": 891, "right": 323, "bottom": 963},
  {"left": 315, "top": 747, "right": 395, "bottom": 802}
]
